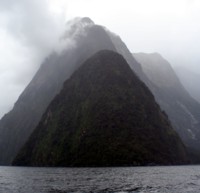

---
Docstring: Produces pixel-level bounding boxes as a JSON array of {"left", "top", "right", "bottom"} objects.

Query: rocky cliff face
[
  {"left": 13, "top": 50, "right": 188, "bottom": 166},
  {"left": 134, "top": 53, "right": 200, "bottom": 156}
]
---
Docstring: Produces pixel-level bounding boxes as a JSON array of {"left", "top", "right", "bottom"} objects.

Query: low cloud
[
  {"left": 0, "top": 0, "right": 66, "bottom": 59},
  {"left": 0, "top": 0, "right": 66, "bottom": 118},
  {"left": 1, "top": 0, "right": 200, "bottom": 118}
]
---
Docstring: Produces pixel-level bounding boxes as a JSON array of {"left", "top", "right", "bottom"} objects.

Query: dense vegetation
[{"left": 13, "top": 50, "right": 188, "bottom": 166}]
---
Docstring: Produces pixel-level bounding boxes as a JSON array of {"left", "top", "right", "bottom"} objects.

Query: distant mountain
[
  {"left": 175, "top": 67, "right": 200, "bottom": 103},
  {"left": 13, "top": 50, "right": 188, "bottom": 166},
  {"left": 133, "top": 53, "right": 200, "bottom": 157}
]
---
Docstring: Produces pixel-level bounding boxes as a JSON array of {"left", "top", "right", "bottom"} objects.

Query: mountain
[
  {"left": 0, "top": 16, "right": 199, "bottom": 165},
  {"left": 0, "top": 17, "right": 148, "bottom": 165},
  {"left": 133, "top": 53, "right": 200, "bottom": 157},
  {"left": 0, "top": 17, "right": 117, "bottom": 165},
  {"left": 175, "top": 66, "right": 200, "bottom": 103},
  {"left": 13, "top": 50, "right": 188, "bottom": 166}
]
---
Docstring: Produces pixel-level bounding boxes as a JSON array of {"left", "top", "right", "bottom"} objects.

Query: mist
[
  {"left": 175, "top": 66, "right": 200, "bottom": 103},
  {"left": 0, "top": 0, "right": 66, "bottom": 118},
  {"left": 1, "top": 0, "right": 200, "bottom": 118}
]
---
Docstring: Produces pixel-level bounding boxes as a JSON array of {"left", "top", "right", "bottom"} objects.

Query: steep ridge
[
  {"left": 13, "top": 50, "right": 188, "bottom": 166},
  {"left": 133, "top": 53, "right": 200, "bottom": 157}
]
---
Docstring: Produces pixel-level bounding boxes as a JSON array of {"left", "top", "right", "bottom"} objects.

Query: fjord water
[{"left": 0, "top": 166, "right": 200, "bottom": 192}]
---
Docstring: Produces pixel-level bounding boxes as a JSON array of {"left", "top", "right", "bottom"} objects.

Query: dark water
[{"left": 0, "top": 166, "right": 200, "bottom": 193}]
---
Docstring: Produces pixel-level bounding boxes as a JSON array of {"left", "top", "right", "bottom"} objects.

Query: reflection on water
[{"left": 0, "top": 166, "right": 200, "bottom": 192}]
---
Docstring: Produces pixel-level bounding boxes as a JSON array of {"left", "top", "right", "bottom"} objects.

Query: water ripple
[{"left": 0, "top": 166, "right": 200, "bottom": 192}]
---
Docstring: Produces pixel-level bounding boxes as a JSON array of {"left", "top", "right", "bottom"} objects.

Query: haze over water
[{"left": 0, "top": 166, "right": 200, "bottom": 192}]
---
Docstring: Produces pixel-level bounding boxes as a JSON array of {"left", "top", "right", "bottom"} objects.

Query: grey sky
[{"left": 0, "top": 0, "right": 200, "bottom": 118}]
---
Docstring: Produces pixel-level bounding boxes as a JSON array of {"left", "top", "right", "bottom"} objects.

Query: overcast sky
[{"left": 0, "top": 0, "right": 200, "bottom": 118}]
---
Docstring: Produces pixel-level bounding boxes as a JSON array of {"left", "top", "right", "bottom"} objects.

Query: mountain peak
[
  {"left": 80, "top": 17, "right": 94, "bottom": 24},
  {"left": 61, "top": 17, "right": 95, "bottom": 41},
  {"left": 65, "top": 17, "right": 94, "bottom": 29}
]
